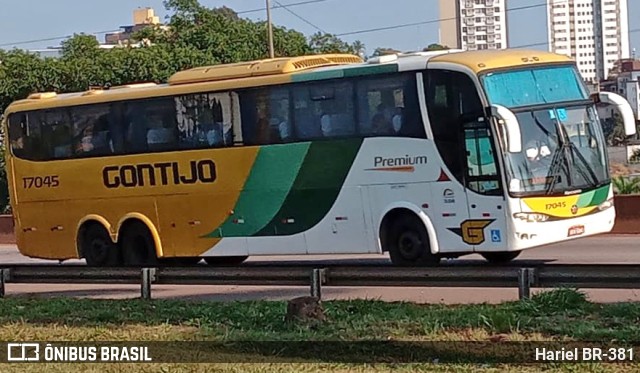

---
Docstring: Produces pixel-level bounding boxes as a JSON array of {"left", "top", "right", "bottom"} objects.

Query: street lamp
[{"left": 266, "top": 0, "right": 275, "bottom": 58}]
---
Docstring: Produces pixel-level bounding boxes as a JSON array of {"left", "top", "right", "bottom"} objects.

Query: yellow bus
[{"left": 3, "top": 50, "right": 636, "bottom": 267}]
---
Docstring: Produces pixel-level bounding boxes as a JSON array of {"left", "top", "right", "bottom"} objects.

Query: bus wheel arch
[
  {"left": 117, "top": 217, "right": 161, "bottom": 266},
  {"left": 77, "top": 219, "right": 120, "bottom": 266},
  {"left": 378, "top": 205, "right": 440, "bottom": 266}
]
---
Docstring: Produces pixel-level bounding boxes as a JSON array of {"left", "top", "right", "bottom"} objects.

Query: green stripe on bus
[
  {"left": 204, "top": 143, "right": 311, "bottom": 238},
  {"left": 342, "top": 64, "right": 398, "bottom": 77},
  {"left": 589, "top": 184, "right": 610, "bottom": 205},
  {"left": 576, "top": 184, "right": 609, "bottom": 207},
  {"left": 254, "top": 138, "right": 363, "bottom": 236},
  {"left": 292, "top": 70, "right": 344, "bottom": 82}
]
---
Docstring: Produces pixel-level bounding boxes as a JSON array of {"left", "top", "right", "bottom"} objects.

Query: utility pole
[{"left": 266, "top": 0, "right": 275, "bottom": 58}]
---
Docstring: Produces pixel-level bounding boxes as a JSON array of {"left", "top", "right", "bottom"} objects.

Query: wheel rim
[{"left": 397, "top": 231, "right": 422, "bottom": 260}]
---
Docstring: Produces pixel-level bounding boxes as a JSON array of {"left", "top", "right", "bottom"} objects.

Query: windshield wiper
[
  {"left": 544, "top": 145, "right": 567, "bottom": 195},
  {"left": 566, "top": 142, "right": 600, "bottom": 188}
]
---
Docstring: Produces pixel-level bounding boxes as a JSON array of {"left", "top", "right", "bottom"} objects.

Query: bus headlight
[
  {"left": 598, "top": 198, "right": 614, "bottom": 211},
  {"left": 513, "top": 213, "right": 550, "bottom": 222}
]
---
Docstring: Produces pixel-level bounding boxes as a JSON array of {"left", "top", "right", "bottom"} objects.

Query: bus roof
[
  {"left": 5, "top": 49, "right": 575, "bottom": 114},
  {"left": 429, "top": 48, "right": 574, "bottom": 74}
]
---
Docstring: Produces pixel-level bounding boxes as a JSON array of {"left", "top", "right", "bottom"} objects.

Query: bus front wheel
[
  {"left": 388, "top": 215, "right": 440, "bottom": 266},
  {"left": 81, "top": 224, "right": 121, "bottom": 267},
  {"left": 481, "top": 251, "right": 521, "bottom": 264},
  {"left": 119, "top": 221, "right": 158, "bottom": 267}
]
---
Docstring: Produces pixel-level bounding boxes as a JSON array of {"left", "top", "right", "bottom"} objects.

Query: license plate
[{"left": 568, "top": 225, "right": 585, "bottom": 237}]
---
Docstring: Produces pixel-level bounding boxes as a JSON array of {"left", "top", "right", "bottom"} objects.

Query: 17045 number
[{"left": 22, "top": 176, "right": 60, "bottom": 189}]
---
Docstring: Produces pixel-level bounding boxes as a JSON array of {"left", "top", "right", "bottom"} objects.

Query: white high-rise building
[
  {"left": 439, "top": 0, "right": 508, "bottom": 50},
  {"left": 547, "top": 0, "right": 630, "bottom": 83}
]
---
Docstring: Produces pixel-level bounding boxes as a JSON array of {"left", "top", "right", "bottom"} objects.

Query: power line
[
  {"left": 237, "top": 0, "right": 328, "bottom": 14},
  {"left": 511, "top": 28, "right": 640, "bottom": 49},
  {"left": 273, "top": 0, "right": 327, "bottom": 34},
  {"left": 335, "top": 1, "right": 562, "bottom": 37},
  {"left": 0, "top": 29, "right": 121, "bottom": 48},
  {"left": 0, "top": 0, "right": 330, "bottom": 49}
]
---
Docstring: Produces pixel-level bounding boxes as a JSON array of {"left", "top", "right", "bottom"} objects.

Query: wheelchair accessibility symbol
[{"left": 491, "top": 230, "right": 501, "bottom": 243}]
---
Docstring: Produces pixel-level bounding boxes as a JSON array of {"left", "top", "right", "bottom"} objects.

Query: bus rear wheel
[
  {"left": 204, "top": 256, "right": 249, "bottom": 266},
  {"left": 119, "top": 221, "right": 158, "bottom": 267},
  {"left": 481, "top": 251, "right": 521, "bottom": 264},
  {"left": 387, "top": 215, "right": 440, "bottom": 266},
  {"left": 81, "top": 224, "right": 121, "bottom": 267}
]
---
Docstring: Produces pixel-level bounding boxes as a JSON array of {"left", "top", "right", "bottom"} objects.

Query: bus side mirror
[
  {"left": 490, "top": 104, "right": 522, "bottom": 153},
  {"left": 593, "top": 92, "right": 637, "bottom": 136}
]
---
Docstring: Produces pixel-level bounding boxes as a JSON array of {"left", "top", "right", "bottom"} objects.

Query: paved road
[{"left": 0, "top": 235, "right": 638, "bottom": 304}]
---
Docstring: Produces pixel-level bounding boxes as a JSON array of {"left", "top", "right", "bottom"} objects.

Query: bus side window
[
  {"left": 458, "top": 77, "right": 501, "bottom": 195},
  {"left": 295, "top": 82, "right": 356, "bottom": 139},
  {"left": 8, "top": 114, "right": 28, "bottom": 159},
  {"left": 425, "top": 69, "right": 500, "bottom": 195},
  {"left": 240, "top": 87, "right": 292, "bottom": 145},
  {"left": 425, "top": 70, "right": 466, "bottom": 184},
  {"left": 464, "top": 123, "right": 500, "bottom": 194},
  {"left": 356, "top": 74, "right": 424, "bottom": 138},
  {"left": 70, "top": 104, "right": 114, "bottom": 157}
]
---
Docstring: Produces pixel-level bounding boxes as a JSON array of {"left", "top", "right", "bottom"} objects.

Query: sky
[{"left": 0, "top": 0, "right": 638, "bottom": 56}]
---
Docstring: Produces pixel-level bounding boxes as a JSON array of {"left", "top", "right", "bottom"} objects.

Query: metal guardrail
[{"left": 0, "top": 264, "right": 638, "bottom": 300}]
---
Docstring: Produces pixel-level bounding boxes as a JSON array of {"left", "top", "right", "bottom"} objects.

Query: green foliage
[
  {"left": 0, "top": 0, "right": 361, "bottom": 114},
  {"left": 371, "top": 47, "right": 401, "bottom": 57},
  {"left": 1, "top": 292, "right": 640, "bottom": 343},
  {"left": 612, "top": 176, "right": 640, "bottom": 195},
  {"left": 515, "top": 288, "right": 591, "bottom": 315},
  {"left": 0, "top": 0, "right": 363, "bottom": 212},
  {"left": 308, "top": 32, "right": 363, "bottom": 55},
  {"left": 423, "top": 43, "right": 449, "bottom": 51}
]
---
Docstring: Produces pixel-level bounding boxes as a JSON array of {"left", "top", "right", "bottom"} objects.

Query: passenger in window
[
  {"left": 320, "top": 112, "right": 332, "bottom": 137},
  {"left": 272, "top": 103, "right": 291, "bottom": 142},
  {"left": 52, "top": 124, "right": 72, "bottom": 158},
  {"left": 372, "top": 104, "right": 393, "bottom": 135},
  {"left": 125, "top": 103, "right": 150, "bottom": 153},
  {"left": 391, "top": 107, "right": 404, "bottom": 135},
  {"left": 9, "top": 118, "right": 26, "bottom": 157},
  {"left": 278, "top": 118, "right": 290, "bottom": 141},
  {"left": 255, "top": 101, "right": 271, "bottom": 144},
  {"left": 76, "top": 124, "right": 95, "bottom": 154},
  {"left": 204, "top": 123, "right": 225, "bottom": 147}
]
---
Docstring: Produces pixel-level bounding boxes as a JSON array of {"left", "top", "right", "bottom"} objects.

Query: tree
[
  {"left": 0, "top": 0, "right": 361, "bottom": 212},
  {"left": 423, "top": 43, "right": 449, "bottom": 51},
  {"left": 371, "top": 47, "right": 401, "bottom": 57},
  {"left": 138, "top": 0, "right": 311, "bottom": 62},
  {"left": 60, "top": 34, "right": 101, "bottom": 60},
  {"left": 308, "top": 32, "right": 364, "bottom": 55}
]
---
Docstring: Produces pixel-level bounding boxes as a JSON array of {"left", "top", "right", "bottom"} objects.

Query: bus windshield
[
  {"left": 481, "top": 65, "right": 588, "bottom": 108},
  {"left": 480, "top": 65, "right": 609, "bottom": 196}
]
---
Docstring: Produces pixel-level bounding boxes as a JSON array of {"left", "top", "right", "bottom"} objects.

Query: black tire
[
  {"left": 119, "top": 221, "right": 158, "bottom": 266},
  {"left": 387, "top": 214, "right": 440, "bottom": 266},
  {"left": 81, "top": 224, "right": 121, "bottom": 267},
  {"left": 204, "top": 256, "right": 249, "bottom": 266},
  {"left": 481, "top": 251, "right": 521, "bottom": 264}
]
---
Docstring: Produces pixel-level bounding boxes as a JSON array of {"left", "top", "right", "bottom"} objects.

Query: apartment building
[
  {"left": 547, "top": 0, "right": 630, "bottom": 83},
  {"left": 439, "top": 0, "right": 508, "bottom": 50},
  {"left": 105, "top": 8, "right": 162, "bottom": 45}
]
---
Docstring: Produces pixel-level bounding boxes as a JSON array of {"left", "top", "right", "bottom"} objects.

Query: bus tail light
[
  {"left": 598, "top": 198, "right": 614, "bottom": 211},
  {"left": 513, "top": 213, "right": 549, "bottom": 222}
]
